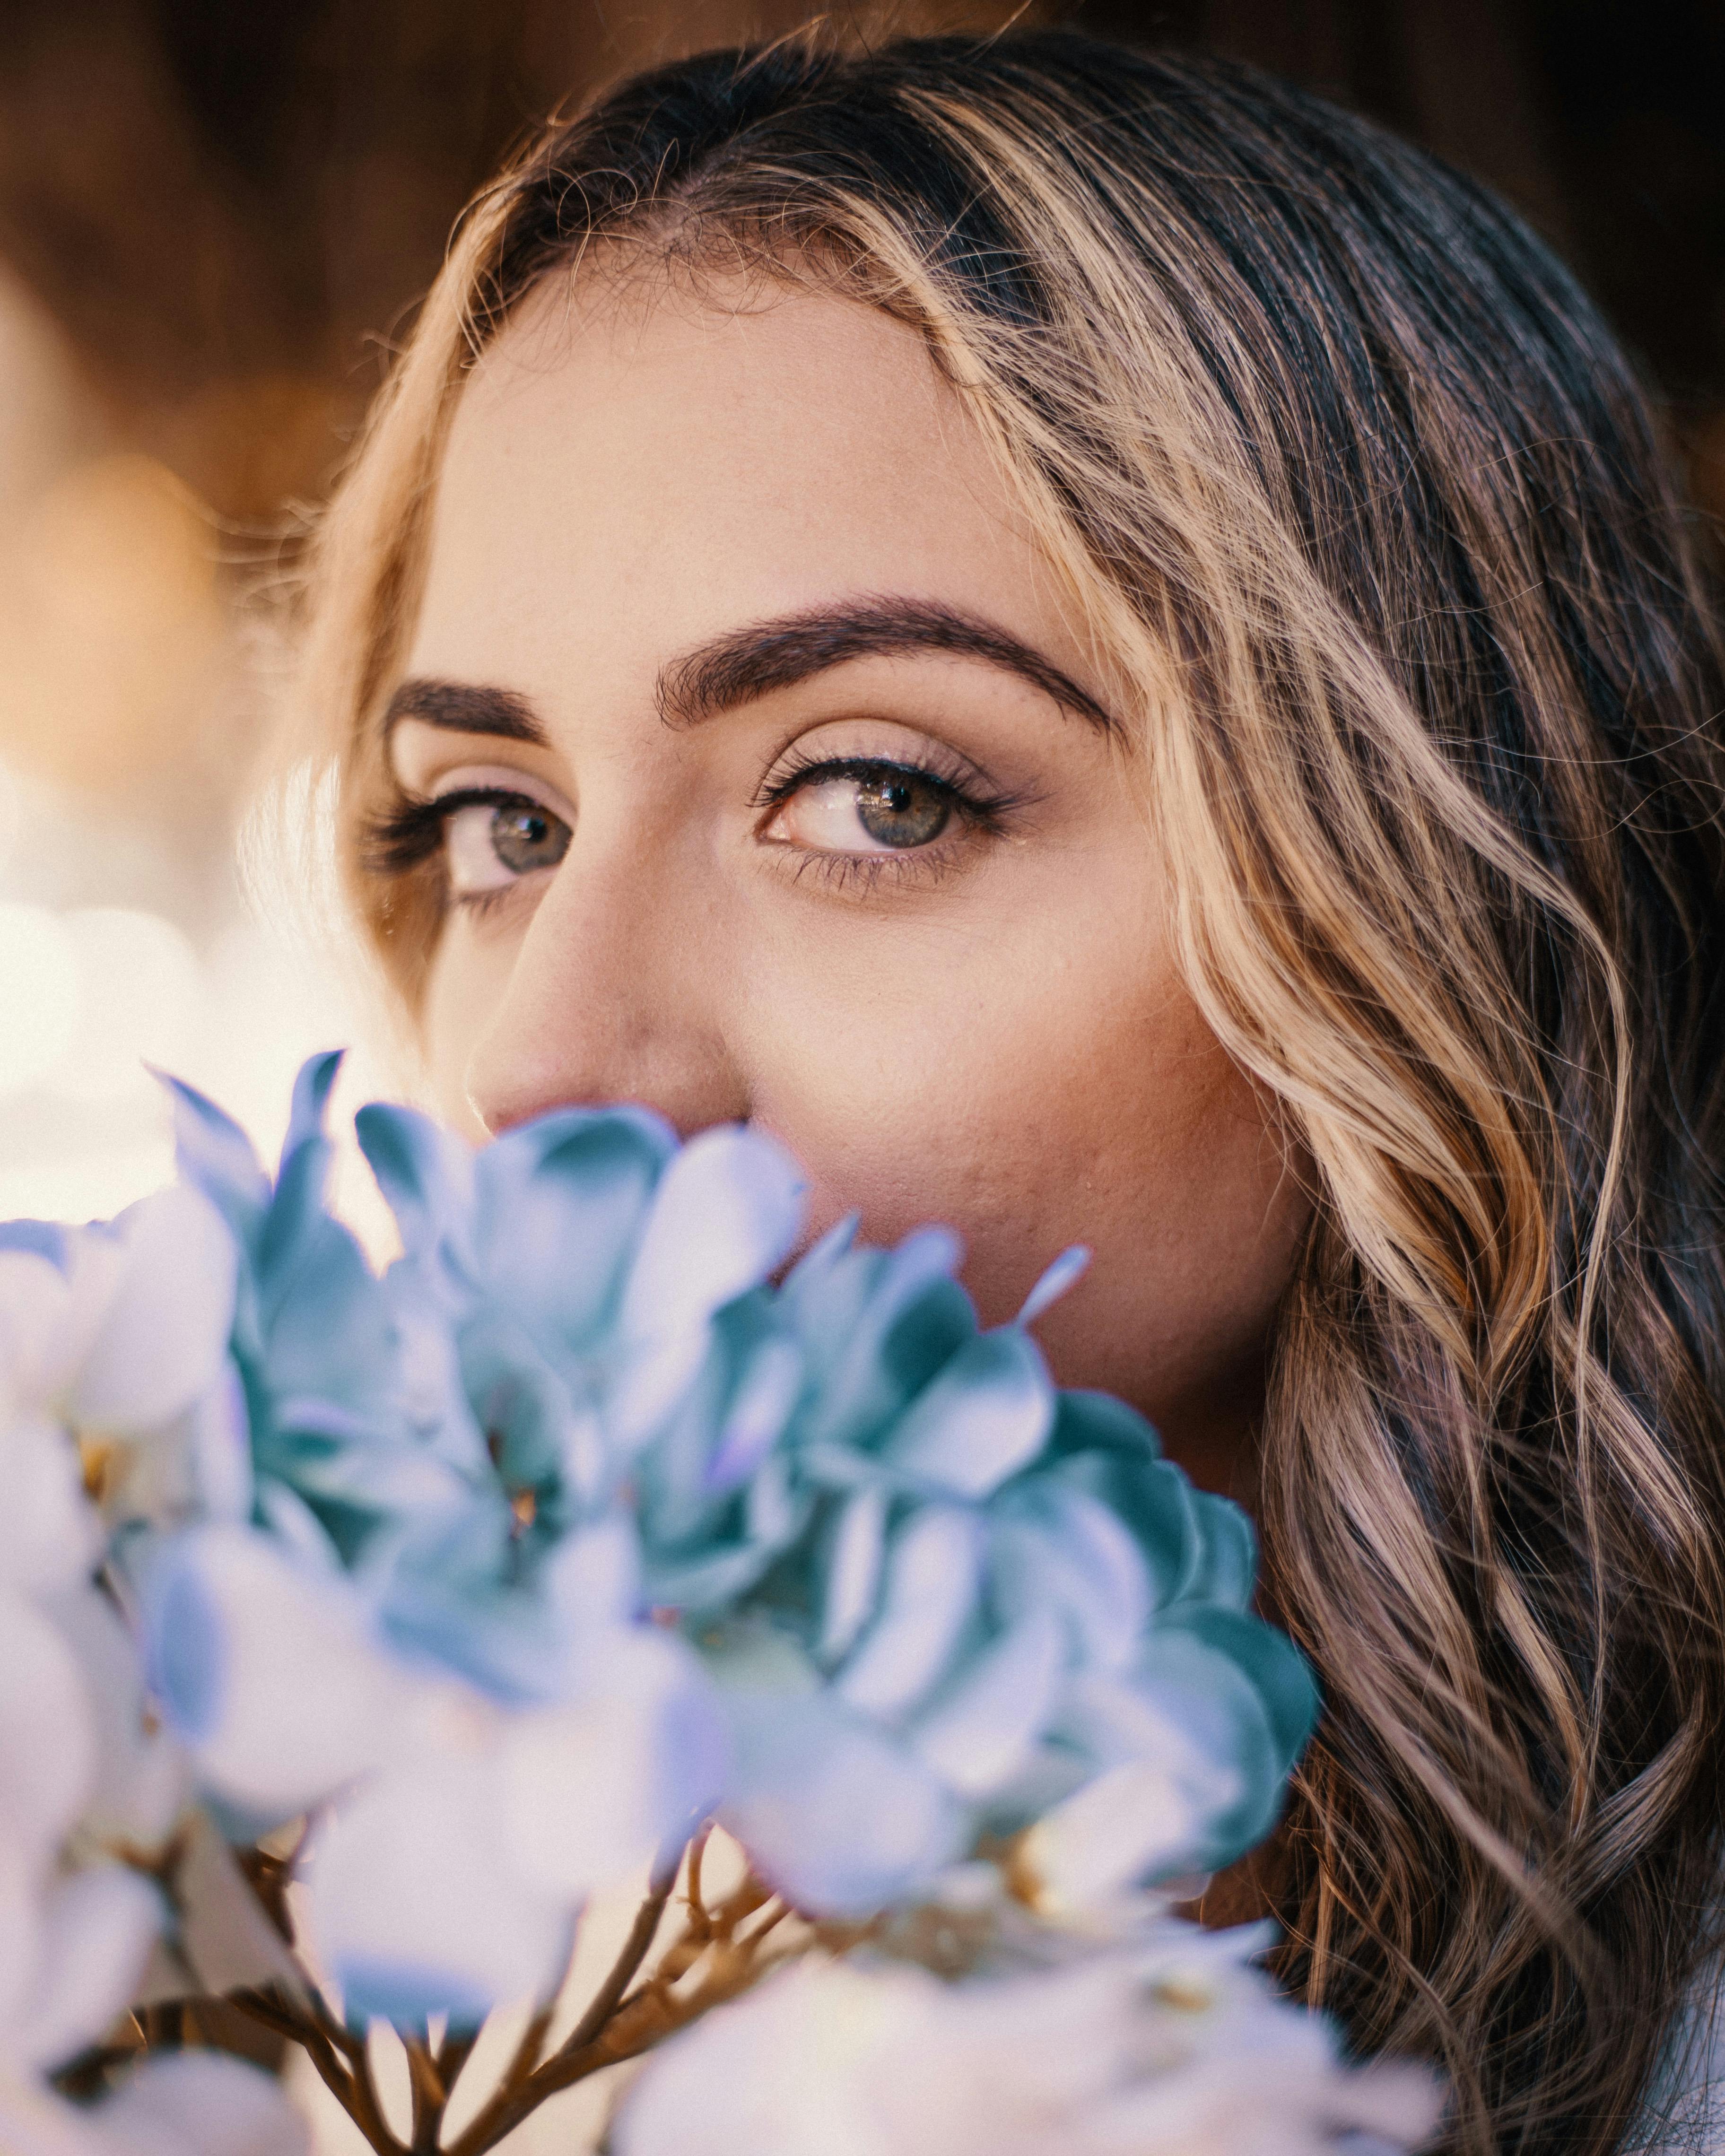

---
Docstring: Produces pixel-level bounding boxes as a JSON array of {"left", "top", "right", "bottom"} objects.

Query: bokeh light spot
[{"left": 0, "top": 900, "right": 81, "bottom": 1092}]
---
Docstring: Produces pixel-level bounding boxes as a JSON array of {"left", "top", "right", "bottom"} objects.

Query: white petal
[
  {"left": 72, "top": 1188, "right": 237, "bottom": 1435},
  {"left": 305, "top": 1756, "right": 573, "bottom": 2030},
  {"left": 614, "top": 1959, "right": 911, "bottom": 2156},
  {"left": 719, "top": 1691, "right": 963, "bottom": 1916},
  {"left": 42, "top": 1584, "right": 187, "bottom": 1852},
  {"left": 145, "top": 1528, "right": 401, "bottom": 1817},
  {"left": 0, "top": 1817, "right": 44, "bottom": 2039},
  {"left": 16, "top": 1866, "right": 160, "bottom": 2074},
  {"left": 0, "top": 1250, "right": 89, "bottom": 1422},
  {"left": 502, "top": 1632, "right": 727, "bottom": 1896},
  {"left": 0, "top": 1593, "right": 97, "bottom": 1868},
  {"left": 0, "top": 2068, "right": 104, "bottom": 2156},
  {"left": 0, "top": 1420, "right": 99, "bottom": 1598},
  {"left": 1016, "top": 1761, "right": 1206, "bottom": 1915},
  {"left": 88, "top": 2051, "right": 308, "bottom": 2156}
]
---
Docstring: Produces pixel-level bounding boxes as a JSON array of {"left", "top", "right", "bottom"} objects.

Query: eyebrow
[
  {"left": 657, "top": 598, "right": 1115, "bottom": 732},
  {"left": 381, "top": 678, "right": 549, "bottom": 745},
  {"left": 381, "top": 598, "right": 1116, "bottom": 750}
]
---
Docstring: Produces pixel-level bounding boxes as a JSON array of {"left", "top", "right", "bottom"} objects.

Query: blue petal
[
  {"left": 718, "top": 1690, "right": 965, "bottom": 1915},
  {"left": 1157, "top": 1605, "right": 1319, "bottom": 1774},
  {"left": 0, "top": 1219, "right": 67, "bottom": 1265},
  {"left": 1016, "top": 1244, "right": 1090, "bottom": 1326},
  {"left": 1047, "top": 1452, "right": 1197, "bottom": 1612},
  {"left": 798, "top": 1229, "right": 966, "bottom": 1447},
  {"left": 160, "top": 1073, "right": 270, "bottom": 1239},
  {"left": 336, "top": 1956, "right": 495, "bottom": 2034},
  {"left": 907, "top": 1608, "right": 1065, "bottom": 1797},
  {"left": 985, "top": 1478, "right": 1150, "bottom": 1666},
  {"left": 818, "top": 1488, "right": 888, "bottom": 1662},
  {"left": 704, "top": 1333, "right": 802, "bottom": 1496},
  {"left": 475, "top": 1108, "right": 674, "bottom": 1349},
  {"left": 355, "top": 1103, "right": 476, "bottom": 1276},
  {"left": 1048, "top": 1388, "right": 1162, "bottom": 1461},
  {"left": 835, "top": 1505, "right": 981, "bottom": 1721},
  {"left": 144, "top": 1549, "right": 229, "bottom": 1744},
  {"left": 281, "top": 1052, "right": 344, "bottom": 1177},
  {"left": 1176, "top": 1493, "right": 1259, "bottom": 1612},
  {"left": 779, "top": 1211, "right": 859, "bottom": 1309},
  {"left": 883, "top": 1330, "right": 1054, "bottom": 1499},
  {"left": 622, "top": 1125, "right": 806, "bottom": 1343}
]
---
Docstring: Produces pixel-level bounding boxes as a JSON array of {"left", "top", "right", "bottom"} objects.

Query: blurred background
[{"left": 0, "top": 0, "right": 1721, "bottom": 1223}]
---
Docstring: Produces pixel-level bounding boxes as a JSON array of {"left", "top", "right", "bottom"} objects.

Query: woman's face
[{"left": 390, "top": 273, "right": 1307, "bottom": 1491}]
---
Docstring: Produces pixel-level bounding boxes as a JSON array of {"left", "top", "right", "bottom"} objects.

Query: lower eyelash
[{"left": 780, "top": 840, "right": 969, "bottom": 898}]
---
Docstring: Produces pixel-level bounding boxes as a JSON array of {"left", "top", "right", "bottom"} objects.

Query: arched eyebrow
[
  {"left": 656, "top": 598, "right": 1116, "bottom": 732},
  {"left": 382, "top": 678, "right": 548, "bottom": 744},
  {"left": 381, "top": 599, "right": 1115, "bottom": 746}
]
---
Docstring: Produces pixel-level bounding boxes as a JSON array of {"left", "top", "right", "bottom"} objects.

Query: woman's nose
[{"left": 461, "top": 839, "right": 751, "bottom": 1140}]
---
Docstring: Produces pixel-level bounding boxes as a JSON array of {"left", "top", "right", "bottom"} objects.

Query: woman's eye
[
  {"left": 444, "top": 797, "right": 571, "bottom": 894},
  {"left": 766, "top": 767, "right": 953, "bottom": 855}
]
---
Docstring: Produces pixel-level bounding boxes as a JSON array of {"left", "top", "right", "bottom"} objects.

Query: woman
[{"left": 292, "top": 30, "right": 1725, "bottom": 2154}]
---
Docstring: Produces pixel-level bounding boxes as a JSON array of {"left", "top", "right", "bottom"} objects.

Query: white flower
[
  {"left": 614, "top": 1922, "right": 1442, "bottom": 2156},
  {"left": 0, "top": 1441, "right": 303, "bottom": 2156},
  {"left": 146, "top": 1521, "right": 727, "bottom": 2027}
]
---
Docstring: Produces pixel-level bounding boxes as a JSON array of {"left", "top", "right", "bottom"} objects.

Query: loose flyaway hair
[{"left": 297, "top": 30, "right": 1725, "bottom": 2154}]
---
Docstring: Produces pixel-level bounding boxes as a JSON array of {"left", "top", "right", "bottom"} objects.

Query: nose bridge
[{"left": 462, "top": 813, "right": 746, "bottom": 1139}]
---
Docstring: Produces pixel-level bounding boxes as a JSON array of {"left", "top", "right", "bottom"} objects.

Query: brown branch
[
  {"left": 443, "top": 1873, "right": 677, "bottom": 2156},
  {"left": 444, "top": 1866, "right": 809, "bottom": 2156},
  {"left": 228, "top": 1987, "right": 405, "bottom": 2156},
  {"left": 405, "top": 2037, "right": 447, "bottom": 2155}
]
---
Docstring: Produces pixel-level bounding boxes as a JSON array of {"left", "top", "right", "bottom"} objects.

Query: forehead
[{"left": 406, "top": 270, "right": 1058, "bottom": 694}]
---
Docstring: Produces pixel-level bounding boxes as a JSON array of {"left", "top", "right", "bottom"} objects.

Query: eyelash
[
  {"left": 362, "top": 750, "right": 1028, "bottom": 904},
  {"left": 754, "top": 748, "right": 1029, "bottom": 892},
  {"left": 363, "top": 786, "right": 543, "bottom": 878}
]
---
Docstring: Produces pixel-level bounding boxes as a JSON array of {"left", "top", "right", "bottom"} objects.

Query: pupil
[
  {"left": 854, "top": 773, "right": 950, "bottom": 849},
  {"left": 490, "top": 802, "right": 569, "bottom": 875}
]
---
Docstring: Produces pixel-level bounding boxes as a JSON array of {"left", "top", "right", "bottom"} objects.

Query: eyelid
[
  {"left": 753, "top": 728, "right": 1003, "bottom": 812},
  {"left": 414, "top": 762, "right": 576, "bottom": 824}
]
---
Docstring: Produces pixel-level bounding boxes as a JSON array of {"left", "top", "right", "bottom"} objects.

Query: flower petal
[
  {"left": 306, "top": 1756, "right": 574, "bottom": 2030},
  {"left": 16, "top": 1865, "right": 160, "bottom": 2074},
  {"left": 882, "top": 1331, "right": 1054, "bottom": 1499},
  {"left": 72, "top": 1187, "right": 237, "bottom": 1435},
  {"left": 835, "top": 1506, "right": 982, "bottom": 1722},
  {"left": 0, "top": 1592, "right": 97, "bottom": 1867},
  {"left": 501, "top": 1631, "right": 728, "bottom": 1895},
  {"left": 354, "top": 1102, "right": 476, "bottom": 1277},
  {"left": 907, "top": 1609, "right": 1065, "bottom": 1799},
  {"left": 622, "top": 1126, "right": 805, "bottom": 1344},
  {"left": 719, "top": 1690, "right": 964, "bottom": 1916},
  {"left": 89, "top": 2050, "right": 308, "bottom": 2156},
  {"left": 144, "top": 1527, "right": 400, "bottom": 1817}
]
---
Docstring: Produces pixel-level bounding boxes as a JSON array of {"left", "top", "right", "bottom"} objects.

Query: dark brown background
[{"left": 1, "top": 0, "right": 1720, "bottom": 524}]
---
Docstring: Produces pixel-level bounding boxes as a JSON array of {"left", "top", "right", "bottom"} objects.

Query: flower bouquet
[{"left": 0, "top": 1056, "right": 1440, "bottom": 2155}]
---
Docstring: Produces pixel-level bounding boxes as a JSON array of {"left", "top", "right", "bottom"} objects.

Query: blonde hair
[{"left": 298, "top": 32, "right": 1725, "bottom": 2151}]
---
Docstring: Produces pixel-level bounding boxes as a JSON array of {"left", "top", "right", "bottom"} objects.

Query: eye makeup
[{"left": 365, "top": 715, "right": 1042, "bottom": 916}]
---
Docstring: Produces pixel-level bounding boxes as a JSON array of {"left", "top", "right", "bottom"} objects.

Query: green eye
[
  {"left": 852, "top": 772, "right": 951, "bottom": 849},
  {"left": 490, "top": 802, "right": 570, "bottom": 874}
]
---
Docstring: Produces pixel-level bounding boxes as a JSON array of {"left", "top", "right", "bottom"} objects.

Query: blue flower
[
  {"left": 164, "top": 1054, "right": 455, "bottom": 1562},
  {"left": 628, "top": 1223, "right": 1317, "bottom": 1916},
  {"left": 347, "top": 1095, "right": 806, "bottom": 1703}
]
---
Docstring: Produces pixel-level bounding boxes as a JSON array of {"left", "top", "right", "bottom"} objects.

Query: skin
[{"left": 389, "top": 270, "right": 1309, "bottom": 1498}]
